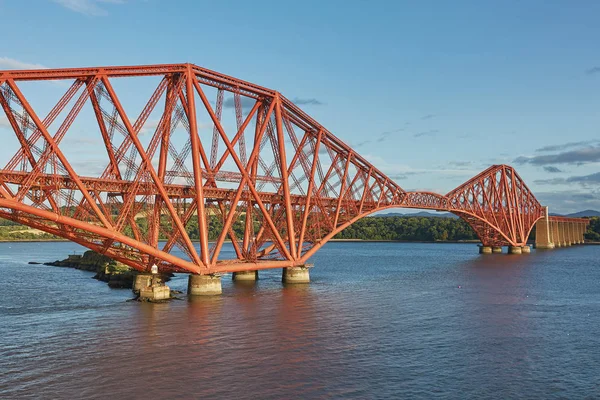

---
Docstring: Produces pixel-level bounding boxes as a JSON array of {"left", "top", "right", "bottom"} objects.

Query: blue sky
[{"left": 0, "top": 0, "right": 599, "bottom": 213}]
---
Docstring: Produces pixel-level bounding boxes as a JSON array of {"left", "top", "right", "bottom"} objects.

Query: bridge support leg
[
  {"left": 282, "top": 265, "right": 311, "bottom": 284},
  {"left": 232, "top": 270, "right": 259, "bottom": 282},
  {"left": 508, "top": 246, "right": 522, "bottom": 254},
  {"left": 492, "top": 246, "right": 503, "bottom": 253},
  {"left": 521, "top": 245, "right": 531, "bottom": 254},
  {"left": 479, "top": 245, "right": 493, "bottom": 254},
  {"left": 188, "top": 274, "right": 222, "bottom": 296}
]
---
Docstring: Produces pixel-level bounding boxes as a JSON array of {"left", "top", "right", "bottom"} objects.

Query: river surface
[{"left": 0, "top": 241, "right": 599, "bottom": 399}]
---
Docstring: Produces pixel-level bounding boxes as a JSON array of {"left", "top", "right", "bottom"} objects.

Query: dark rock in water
[
  {"left": 28, "top": 262, "right": 42, "bottom": 265},
  {"left": 46, "top": 250, "right": 172, "bottom": 290}
]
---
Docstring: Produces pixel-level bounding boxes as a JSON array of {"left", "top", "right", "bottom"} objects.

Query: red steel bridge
[{"left": 0, "top": 64, "right": 588, "bottom": 275}]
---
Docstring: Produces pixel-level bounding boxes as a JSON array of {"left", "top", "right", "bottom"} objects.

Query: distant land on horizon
[
  {"left": 553, "top": 210, "right": 600, "bottom": 218},
  {"left": 377, "top": 210, "right": 600, "bottom": 219}
]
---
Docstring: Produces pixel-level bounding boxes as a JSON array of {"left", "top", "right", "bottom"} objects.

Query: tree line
[{"left": 1, "top": 215, "right": 599, "bottom": 243}]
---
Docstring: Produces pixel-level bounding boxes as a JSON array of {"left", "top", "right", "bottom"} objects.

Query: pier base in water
[
  {"left": 521, "top": 245, "right": 531, "bottom": 254},
  {"left": 135, "top": 274, "right": 170, "bottom": 301},
  {"left": 508, "top": 246, "right": 522, "bottom": 254},
  {"left": 132, "top": 273, "right": 163, "bottom": 294},
  {"left": 492, "top": 246, "right": 503, "bottom": 254},
  {"left": 232, "top": 270, "right": 258, "bottom": 282},
  {"left": 479, "top": 246, "right": 493, "bottom": 254},
  {"left": 282, "top": 265, "right": 311, "bottom": 284},
  {"left": 139, "top": 284, "right": 171, "bottom": 301},
  {"left": 188, "top": 274, "right": 222, "bottom": 296}
]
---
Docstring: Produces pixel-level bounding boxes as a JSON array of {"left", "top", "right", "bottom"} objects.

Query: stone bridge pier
[{"left": 535, "top": 207, "right": 589, "bottom": 249}]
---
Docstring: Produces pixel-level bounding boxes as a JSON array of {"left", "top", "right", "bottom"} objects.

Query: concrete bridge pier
[
  {"left": 535, "top": 207, "right": 589, "bottom": 250},
  {"left": 553, "top": 221, "right": 561, "bottom": 247},
  {"left": 521, "top": 245, "right": 531, "bottom": 253},
  {"left": 282, "top": 265, "right": 312, "bottom": 283},
  {"left": 559, "top": 224, "right": 569, "bottom": 247},
  {"left": 188, "top": 274, "right": 222, "bottom": 296},
  {"left": 492, "top": 246, "right": 503, "bottom": 253},
  {"left": 232, "top": 270, "right": 259, "bottom": 282},
  {"left": 479, "top": 245, "right": 493, "bottom": 254},
  {"left": 573, "top": 223, "right": 580, "bottom": 244},
  {"left": 535, "top": 207, "right": 555, "bottom": 249},
  {"left": 134, "top": 273, "right": 171, "bottom": 301},
  {"left": 508, "top": 246, "right": 522, "bottom": 254},
  {"left": 133, "top": 274, "right": 154, "bottom": 294}
]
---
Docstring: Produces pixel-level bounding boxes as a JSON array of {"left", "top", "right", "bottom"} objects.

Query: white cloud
[
  {"left": 0, "top": 117, "right": 10, "bottom": 128},
  {"left": 0, "top": 57, "right": 47, "bottom": 70},
  {"left": 52, "top": 0, "right": 125, "bottom": 16},
  {"left": 138, "top": 119, "right": 161, "bottom": 136}
]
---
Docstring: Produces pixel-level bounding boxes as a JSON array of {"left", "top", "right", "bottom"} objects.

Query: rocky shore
[{"left": 41, "top": 250, "right": 172, "bottom": 289}]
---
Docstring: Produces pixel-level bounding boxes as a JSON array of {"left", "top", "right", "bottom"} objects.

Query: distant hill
[
  {"left": 376, "top": 211, "right": 458, "bottom": 219},
  {"left": 564, "top": 210, "right": 600, "bottom": 218},
  {"left": 379, "top": 209, "right": 600, "bottom": 219}
]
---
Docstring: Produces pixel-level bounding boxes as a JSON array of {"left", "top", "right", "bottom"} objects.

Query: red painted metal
[{"left": 0, "top": 63, "right": 584, "bottom": 275}]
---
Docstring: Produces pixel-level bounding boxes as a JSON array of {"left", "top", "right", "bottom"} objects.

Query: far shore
[{"left": 2, "top": 238, "right": 599, "bottom": 245}]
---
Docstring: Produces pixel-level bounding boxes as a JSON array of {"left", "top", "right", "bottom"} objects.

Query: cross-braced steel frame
[{"left": 0, "top": 64, "right": 552, "bottom": 274}]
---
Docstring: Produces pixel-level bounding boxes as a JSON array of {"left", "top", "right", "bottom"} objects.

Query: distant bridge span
[{"left": 0, "top": 64, "right": 589, "bottom": 275}]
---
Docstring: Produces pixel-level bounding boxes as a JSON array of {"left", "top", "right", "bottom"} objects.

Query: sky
[{"left": 0, "top": 0, "right": 599, "bottom": 214}]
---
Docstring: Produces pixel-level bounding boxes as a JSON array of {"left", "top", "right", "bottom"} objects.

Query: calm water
[{"left": 0, "top": 241, "right": 599, "bottom": 399}]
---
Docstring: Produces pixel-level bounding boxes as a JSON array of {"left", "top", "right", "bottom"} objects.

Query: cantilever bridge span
[{"left": 0, "top": 64, "right": 589, "bottom": 276}]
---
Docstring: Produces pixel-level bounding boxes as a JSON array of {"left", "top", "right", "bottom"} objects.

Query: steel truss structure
[{"left": 0, "top": 64, "right": 555, "bottom": 274}]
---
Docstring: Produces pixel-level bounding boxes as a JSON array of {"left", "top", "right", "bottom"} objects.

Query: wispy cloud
[
  {"left": 535, "top": 190, "right": 600, "bottom": 214},
  {"left": 292, "top": 97, "right": 323, "bottom": 106},
  {"left": 223, "top": 96, "right": 257, "bottom": 109},
  {"left": 448, "top": 161, "right": 472, "bottom": 167},
  {"left": 586, "top": 66, "right": 600, "bottom": 75},
  {"left": 354, "top": 127, "right": 406, "bottom": 146},
  {"left": 534, "top": 177, "right": 566, "bottom": 185},
  {"left": 223, "top": 96, "right": 322, "bottom": 110},
  {"left": 414, "top": 129, "right": 439, "bottom": 138},
  {"left": 535, "top": 140, "right": 598, "bottom": 153},
  {"left": 381, "top": 127, "right": 405, "bottom": 136},
  {"left": 535, "top": 171, "right": 600, "bottom": 186},
  {"left": 376, "top": 130, "right": 394, "bottom": 142},
  {"left": 543, "top": 166, "right": 562, "bottom": 173},
  {"left": 567, "top": 171, "right": 600, "bottom": 184},
  {"left": 354, "top": 140, "right": 371, "bottom": 147},
  {"left": 515, "top": 146, "right": 600, "bottom": 166},
  {"left": 53, "top": 0, "right": 125, "bottom": 16},
  {"left": 0, "top": 57, "right": 47, "bottom": 70},
  {"left": 421, "top": 114, "right": 435, "bottom": 120},
  {"left": 361, "top": 153, "right": 479, "bottom": 188}
]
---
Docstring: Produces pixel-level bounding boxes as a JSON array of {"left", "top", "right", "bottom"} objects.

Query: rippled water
[{"left": 1, "top": 241, "right": 599, "bottom": 399}]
